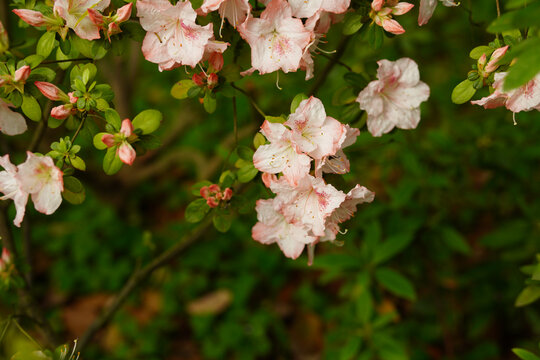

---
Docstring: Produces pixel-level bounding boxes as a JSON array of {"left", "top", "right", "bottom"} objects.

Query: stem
[
  {"left": 40, "top": 58, "right": 92, "bottom": 65},
  {"left": 495, "top": 0, "right": 501, "bottom": 17},
  {"left": 78, "top": 218, "right": 213, "bottom": 351},
  {"left": 318, "top": 52, "right": 353, "bottom": 72},
  {"left": 231, "top": 84, "right": 266, "bottom": 118},
  {"left": 233, "top": 96, "right": 238, "bottom": 147},
  {"left": 309, "top": 36, "right": 351, "bottom": 96},
  {"left": 67, "top": 112, "right": 87, "bottom": 152},
  {"left": 0, "top": 318, "right": 11, "bottom": 344}
]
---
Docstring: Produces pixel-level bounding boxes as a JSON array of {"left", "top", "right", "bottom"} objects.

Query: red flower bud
[
  {"left": 12, "top": 9, "right": 46, "bottom": 27},
  {"left": 35, "top": 81, "right": 67, "bottom": 101},
  {"left": 192, "top": 73, "right": 205, "bottom": 86},
  {"left": 209, "top": 52, "right": 224, "bottom": 72},
  {"left": 115, "top": 3, "right": 133, "bottom": 23},
  {"left": 207, "top": 73, "right": 219, "bottom": 88}
]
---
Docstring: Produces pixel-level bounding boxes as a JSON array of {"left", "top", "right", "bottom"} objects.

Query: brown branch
[
  {"left": 309, "top": 36, "right": 351, "bottom": 96},
  {"left": 77, "top": 218, "right": 213, "bottom": 351}
]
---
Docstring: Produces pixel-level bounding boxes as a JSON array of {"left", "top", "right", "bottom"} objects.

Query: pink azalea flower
[
  {"left": 418, "top": 0, "right": 458, "bottom": 26},
  {"left": 370, "top": 0, "right": 414, "bottom": 35},
  {"left": 321, "top": 184, "right": 375, "bottom": 242},
  {"left": 53, "top": 0, "right": 111, "bottom": 40},
  {"left": 315, "top": 124, "right": 360, "bottom": 176},
  {"left": 17, "top": 152, "right": 64, "bottom": 216},
  {"left": 101, "top": 119, "right": 137, "bottom": 165},
  {"left": 137, "top": 0, "right": 214, "bottom": 70},
  {"left": 356, "top": 58, "right": 430, "bottom": 137},
  {"left": 237, "top": 0, "right": 312, "bottom": 75},
  {"left": 284, "top": 96, "right": 344, "bottom": 160},
  {"left": 287, "top": 0, "right": 350, "bottom": 18},
  {"left": 0, "top": 155, "right": 29, "bottom": 227},
  {"left": 252, "top": 198, "right": 317, "bottom": 259},
  {"left": 199, "top": 0, "right": 250, "bottom": 28},
  {"left": 270, "top": 175, "right": 346, "bottom": 237},
  {"left": 252, "top": 120, "right": 312, "bottom": 186},
  {"left": 471, "top": 72, "right": 540, "bottom": 120},
  {"left": 0, "top": 100, "right": 27, "bottom": 136}
]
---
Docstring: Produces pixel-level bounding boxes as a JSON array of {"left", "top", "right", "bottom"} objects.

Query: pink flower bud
[
  {"left": 50, "top": 104, "right": 72, "bottom": 120},
  {"left": 192, "top": 73, "right": 205, "bottom": 86},
  {"left": 12, "top": 9, "right": 46, "bottom": 27},
  {"left": 118, "top": 142, "right": 136, "bottom": 165},
  {"left": 477, "top": 53, "right": 487, "bottom": 70},
  {"left": 222, "top": 188, "right": 233, "bottom": 201},
  {"left": 87, "top": 8, "right": 104, "bottom": 26},
  {"left": 207, "top": 73, "right": 219, "bottom": 88},
  {"left": 206, "top": 197, "right": 219, "bottom": 208},
  {"left": 120, "top": 119, "right": 133, "bottom": 137},
  {"left": 200, "top": 186, "right": 211, "bottom": 199},
  {"left": 68, "top": 91, "right": 78, "bottom": 104},
  {"left": 209, "top": 184, "right": 221, "bottom": 193},
  {"left": 209, "top": 52, "right": 224, "bottom": 72},
  {"left": 14, "top": 65, "right": 31, "bottom": 83},
  {"left": 1, "top": 248, "right": 10, "bottom": 264},
  {"left": 34, "top": 81, "right": 67, "bottom": 101},
  {"left": 372, "top": 0, "right": 385, "bottom": 11},
  {"left": 115, "top": 3, "right": 133, "bottom": 23},
  {"left": 485, "top": 45, "right": 509, "bottom": 73},
  {"left": 101, "top": 134, "right": 116, "bottom": 148}
]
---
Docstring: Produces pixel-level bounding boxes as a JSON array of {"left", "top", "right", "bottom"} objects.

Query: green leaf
[
  {"left": 171, "top": 80, "right": 196, "bottom": 100},
  {"left": 253, "top": 133, "right": 266, "bottom": 149},
  {"left": 237, "top": 164, "right": 258, "bottom": 183},
  {"left": 373, "top": 232, "right": 414, "bottom": 265},
  {"left": 22, "top": 54, "right": 44, "bottom": 68},
  {"left": 62, "top": 176, "right": 86, "bottom": 205},
  {"left": 36, "top": 31, "right": 56, "bottom": 58},
  {"left": 21, "top": 95, "right": 42, "bottom": 122},
  {"left": 441, "top": 227, "right": 471, "bottom": 255},
  {"left": 265, "top": 115, "right": 286, "bottom": 123},
  {"left": 104, "top": 109, "right": 121, "bottom": 131},
  {"left": 469, "top": 46, "right": 493, "bottom": 60},
  {"left": 132, "top": 109, "right": 162, "bottom": 135},
  {"left": 236, "top": 146, "right": 254, "bottom": 161},
  {"left": 343, "top": 13, "right": 364, "bottom": 35},
  {"left": 70, "top": 156, "right": 86, "bottom": 171},
  {"left": 375, "top": 268, "right": 416, "bottom": 301},
  {"left": 488, "top": 1, "right": 540, "bottom": 32},
  {"left": 203, "top": 92, "right": 217, "bottom": 113},
  {"left": 213, "top": 211, "right": 232, "bottom": 232},
  {"left": 503, "top": 38, "right": 540, "bottom": 91},
  {"left": 515, "top": 286, "right": 540, "bottom": 307},
  {"left": 185, "top": 198, "right": 209, "bottom": 223},
  {"left": 367, "top": 24, "right": 383, "bottom": 49},
  {"left": 512, "top": 348, "right": 540, "bottom": 360},
  {"left": 451, "top": 79, "right": 476, "bottom": 104},
  {"left": 290, "top": 93, "right": 308, "bottom": 113},
  {"left": 103, "top": 146, "right": 123, "bottom": 175},
  {"left": 219, "top": 170, "right": 236, "bottom": 188}
]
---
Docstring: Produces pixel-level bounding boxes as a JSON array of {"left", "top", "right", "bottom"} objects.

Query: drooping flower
[
  {"left": 252, "top": 198, "right": 317, "bottom": 259},
  {"left": 137, "top": 0, "right": 215, "bottom": 70},
  {"left": 17, "top": 152, "right": 64, "bottom": 216},
  {"left": 321, "top": 184, "right": 375, "bottom": 241},
  {"left": 284, "top": 96, "right": 344, "bottom": 160},
  {"left": 471, "top": 71, "right": 540, "bottom": 121},
  {"left": 418, "top": 0, "right": 458, "bottom": 26},
  {"left": 370, "top": 0, "right": 414, "bottom": 35},
  {"left": 0, "top": 155, "right": 29, "bottom": 227},
  {"left": 53, "top": 0, "right": 111, "bottom": 40},
  {"left": 270, "top": 175, "right": 346, "bottom": 237},
  {"left": 0, "top": 100, "right": 27, "bottom": 136},
  {"left": 199, "top": 0, "right": 250, "bottom": 28},
  {"left": 356, "top": 58, "right": 430, "bottom": 137},
  {"left": 237, "top": 0, "right": 312, "bottom": 75},
  {"left": 252, "top": 120, "right": 312, "bottom": 186},
  {"left": 315, "top": 124, "right": 360, "bottom": 176}
]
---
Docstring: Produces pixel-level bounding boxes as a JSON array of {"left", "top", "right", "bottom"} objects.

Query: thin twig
[
  {"left": 309, "top": 36, "right": 351, "bottom": 96},
  {"left": 233, "top": 96, "right": 238, "bottom": 147},
  {"left": 231, "top": 83, "right": 266, "bottom": 118},
  {"left": 318, "top": 52, "right": 353, "bottom": 72},
  {"left": 78, "top": 218, "right": 213, "bottom": 351},
  {"left": 40, "top": 58, "right": 92, "bottom": 65}
]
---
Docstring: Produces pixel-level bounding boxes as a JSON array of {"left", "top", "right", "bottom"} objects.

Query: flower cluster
[
  {"left": 101, "top": 119, "right": 137, "bottom": 166},
  {"left": 0, "top": 153, "right": 64, "bottom": 227},
  {"left": 200, "top": 184, "right": 233, "bottom": 208},
  {"left": 14, "top": 0, "right": 132, "bottom": 41},
  {"left": 252, "top": 96, "right": 374, "bottom": 261},
  {"left": 356, "top": 57, "right": 430, "bottom": 137},
  {"left": 0, "top": 65, "right": 31, "bottom": 136},
  {"left": 370, "top": 0, "right": 414, "bottom": 35}
]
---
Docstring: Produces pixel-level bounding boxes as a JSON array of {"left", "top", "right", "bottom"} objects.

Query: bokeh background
[{"left": 1, "top": 0, "right": 540, "bottom": 358}]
